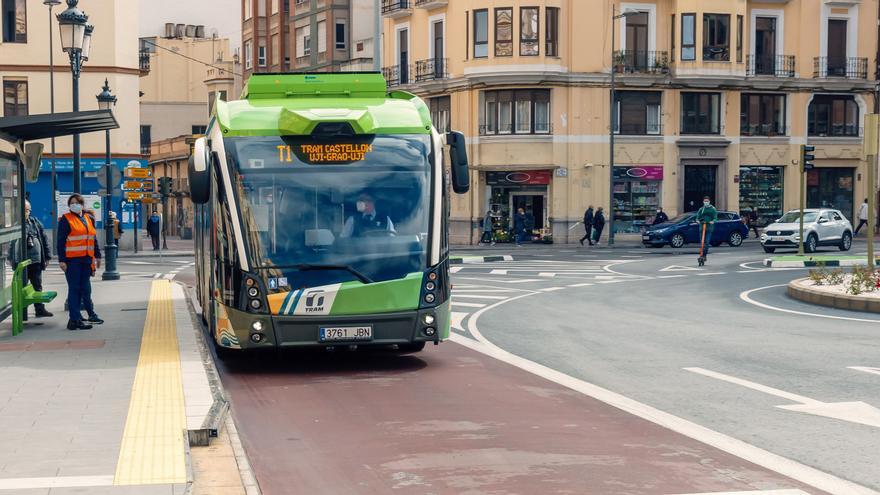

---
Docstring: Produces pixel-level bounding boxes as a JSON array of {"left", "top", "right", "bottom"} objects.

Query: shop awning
[{"left": 0, "top": 110, "right": 118, "bottom": 143}]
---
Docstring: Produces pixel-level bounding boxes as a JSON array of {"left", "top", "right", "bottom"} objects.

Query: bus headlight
[
  {"left": 424, "top": 327, "right": 436, "bottom": 336},
  {"left": 423, "top": 314, "right": 435, "bottom": 325},
  {"left": 249, "top": 299, "right": 262, "bottom": 310},
  {"left": 252, "top": 321, "right": 263, "bottom": 332},
  {"left": 424, "top": 293, "right": 435, "bottom": 304},
  {"left": 247, "top": 287, "right": 260, "bottom": 298},
  {"left": 425, "top": 282, "right": 436, "bottom": 291}
]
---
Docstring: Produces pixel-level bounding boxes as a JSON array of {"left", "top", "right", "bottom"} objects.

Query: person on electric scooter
[{"left": 696, "top": 196, "right": 718, "bottom": 261}]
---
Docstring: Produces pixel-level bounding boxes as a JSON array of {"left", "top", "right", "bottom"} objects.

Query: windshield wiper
[{"left": 285, "top": 264, "right": 374, "bottom": 284}]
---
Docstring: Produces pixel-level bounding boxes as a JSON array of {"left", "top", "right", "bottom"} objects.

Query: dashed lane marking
[
  {"left": 451, "top": 294, "right": 509, "bottom": 300},
  {"left": 489, "top": 269, "right": 508, "bottom": 275},
  {"left": 848, "top": 366, "right": 880, "bottom": 377},
  {"left": 451, "top": 301, "right": 486, "bottom": 308},
  {"left": 697, "top": 272, "right": 726, "bottom": 276},
  {"left": 538, "top": 287, "right": 565, "bottom": 292},
  {"left": 658, "top": 275, "right": 687, "bottom": 279},
  {"left": 456, "top": 277, "right": 543, "bottom": 284},
  {"left": 567, "top": 283, "right": 595, "bottom": 287}
]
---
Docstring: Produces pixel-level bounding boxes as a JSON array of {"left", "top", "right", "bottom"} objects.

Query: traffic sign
[
  {"left": 125, "top": 191, "right": 145, "bottom": 200},
  {"left": 97, "top": 165, "right": 122, "bottom": 188},
  {"left": 141, "top": 197, "right": 160, "bottom": 204},
  {"left": 125, "top": 167, "right": 151, "bottom": 179},
  {"left": 124, "top": 181, "right": 146, "bottom": 189}
]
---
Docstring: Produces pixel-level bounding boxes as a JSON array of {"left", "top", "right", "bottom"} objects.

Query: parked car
[
  {"left": 642, "top": 211, "right": 749, "bottom": 248},
  {"left": 760, "top": 208, "right": 853, "bottom": 253}
]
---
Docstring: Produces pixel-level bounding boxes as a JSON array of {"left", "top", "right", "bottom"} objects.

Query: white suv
[{"left": 761, "top": 208, "right": 853, "bottom": 253}]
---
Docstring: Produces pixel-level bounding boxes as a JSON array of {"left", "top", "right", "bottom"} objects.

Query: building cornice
[{"left": 0, "top": 64, "right": 140, "bottom": 76}]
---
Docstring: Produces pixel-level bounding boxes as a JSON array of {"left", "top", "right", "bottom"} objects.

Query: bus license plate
[{"left": 320, "top": 326, "right": 373, "bottom": 342}]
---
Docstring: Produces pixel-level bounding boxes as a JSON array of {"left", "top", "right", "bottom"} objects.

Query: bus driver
[{"left": 341, "top": 193, "right": 396, "bottom": 238}]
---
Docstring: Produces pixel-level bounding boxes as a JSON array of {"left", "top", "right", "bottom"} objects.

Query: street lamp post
[
  {"left": 97, "top": 79, "right": 120, "bottom": 281},
  {"left": 44, "top": 0, "right": 61, "bottom": 252},
  {"left": 608, "top": 7, "right": 637, "bottom": 246},
  {"left": 56, "top": 0, "right": 91, "bottom": 194}
]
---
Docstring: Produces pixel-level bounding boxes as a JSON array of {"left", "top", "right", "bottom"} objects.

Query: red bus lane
[{"left": 217, "top": 343, "right": 821, "bottom": 495}]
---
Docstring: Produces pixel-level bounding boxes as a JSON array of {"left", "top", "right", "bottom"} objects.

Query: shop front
[
  {"left": 738, "top": 166, "right": 784, "bottom": 227},
  {"left": 612, "top": 165, "right": 663, "bottom": 233},
  {"left": 807, "top": 167, "right": 855, "bottom": 222},
  {"left": 485, "top": 170, "right": 551, "bottom": 243}
]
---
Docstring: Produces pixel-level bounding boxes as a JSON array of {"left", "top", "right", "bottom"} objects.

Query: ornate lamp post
[
  {"left": 97, "top": 79, "right": 120, "bottom": 281},
  {"left": 56, "top": 0, "right": 91, "bottom": 194}
]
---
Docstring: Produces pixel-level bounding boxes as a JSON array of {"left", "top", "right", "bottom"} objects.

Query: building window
[
  {"left": 317, "top": 20, "right": 326, "bottom": 53},
  {"left": 271, "top": 0, "right": 279, "bottom": 14},
  {"left": 296, "top": 25, "right": 311, "bottom": 57},
  {"left": 482, "top": 89, "right": 551, "bottom": 135},
  {"left": 258, "top": 44, "right": 267, "bottom": 66},
  {"left": 473, "top": 9, "right": 488, "bottom": 58},
  {"left": 1, "top": 0, "right": 26, "bottom": 43},
  {"left": 808, "top": 95, "right": 859, "bottom": 137},
  {"left": 545, "top": 7, "right": 558, "bottom": 57},
  {"left": 520, "top": 7, "right": 539, "bottom": 56},
  {"left": 740, "top": 94, "right": 785, "bottom": 136},
  {"left": 257, "top": 0, "right": 265, "bottom": 16},
  {"left": 244, "top": 0, "right": 252, "bottom": 20},
  {"left": 670, "top": 14, "right": 675, "bottom": 62},
  {"left": 192, "top": 125, "right": 207, "bottom": 135},
  {"left": 271, "top": 34, "right": 280, "bottom": 65},
  {"left": 429, "top": 96, "right": 450, "bottom": 134},
  {"left": 244, "top": 40, "right": 253, "bottom": 69},
  {"left": 736, "top": 15, "right": 743, "bottom": 63},
  {"left": 702, "top": 13, "right": 729, "bottom": 61},
  {"left": 140, "top": 125, "right": 152, "bottom": 155},
  {"left": 681, "top": 13, "right": 695, "bottom": 61},
  {"left": 495, "top": 8, "right": 513, "bottom": 56},
  {"left": 614, "top": 91, "right": 661, "bottom": 135},
  {"left": 2, "top": 80, "right": 27, "bottom": 116},
  {"left": 335, "top": 19, "right": 346, "bottom": 50},
  {"left": 681, "top": 92, "right": 721, "bottom": 134}
]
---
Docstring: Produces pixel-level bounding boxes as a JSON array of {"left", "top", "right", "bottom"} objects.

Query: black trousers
[
  {"left": 480, "top": 231, "right": 493, "bottom": 243},
  {"left": 150, "top": 233, "right": 160, "bottom": 250},
  {"left": 580, "top": 224, "right": 593, "bottom": 244},
  {"left": 855, "top": 219, "right": 868, "bottom": 235},
  {"left": 22, "top": 263, "right": 46, "bottom": 319},
  {"left": 592, "top": 226, "right": 604, "bottom": 243}
]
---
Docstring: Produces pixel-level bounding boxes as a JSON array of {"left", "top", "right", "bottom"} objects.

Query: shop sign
[
  {"left": 486, "top": 170, "right": 551, "bottom": 186},
  {"left": 613, "top": 166, "right": 663, "bottom": 180}
]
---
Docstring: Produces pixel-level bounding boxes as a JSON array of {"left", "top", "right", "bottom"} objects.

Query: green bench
[{"left": 11, "top": 260, "right": 57, "bottom": 336}]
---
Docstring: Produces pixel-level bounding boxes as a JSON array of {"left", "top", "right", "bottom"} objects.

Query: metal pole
[
  {"left": 373, "top": 0, "right": 381, "bottom": 71},
  {"left": 162, "top": 187, "right": 168, "bottom": 250},
  {"left": 71, "top": 51, "right": 81, "bottom": 194},
  {"left": 608, "top": 6, "right": 616, "bottom": 245},
  {"left": 133, "top": 203, "right": 139, "bottom": 254},
  {"left": 48, "top": 3, "right": 59, "bottom": 254},
  {"left": 798, "top": 161, "right": 805, "bottom": 256},
  {"left": 869, "top": 153, "right": 876, "bottom": 269},
  {"left": 102, "top": 129, "right": 120, "bottom": 280}
]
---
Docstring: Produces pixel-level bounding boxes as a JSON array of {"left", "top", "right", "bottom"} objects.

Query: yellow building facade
[{"left": 382, "top": 0, "right": 879, "bottom": 244}]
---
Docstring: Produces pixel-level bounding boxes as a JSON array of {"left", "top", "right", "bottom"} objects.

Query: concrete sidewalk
[
  {"left": 0, "top": 272, "right": 246, "bottom": 494},
  {"left": 117, "top": 236, "right": 195, "bottom": 258}
]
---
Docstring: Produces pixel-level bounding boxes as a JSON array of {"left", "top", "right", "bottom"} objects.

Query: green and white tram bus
[{"left": 190, "top": 72, "right": 469, "bottom": 356}]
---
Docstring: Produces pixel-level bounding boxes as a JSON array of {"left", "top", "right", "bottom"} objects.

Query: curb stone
[
  {"left": 787, "top": 277, "right": 880, "bottom": 313},
  {"left": 765, "top": 257, "right": 880, "bottom": 268}
]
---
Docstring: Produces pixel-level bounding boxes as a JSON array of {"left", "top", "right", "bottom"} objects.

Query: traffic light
[
  {"left": 158, "top": 176, "right": 172, "bottom": 197},
  {"left": 801, "top": 145, "right": 815, "bottom": 172}
]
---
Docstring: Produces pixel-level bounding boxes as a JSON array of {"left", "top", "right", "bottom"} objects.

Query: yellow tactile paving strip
[{"left": 114, "top": 280, "right": 187, "bottom": 485}]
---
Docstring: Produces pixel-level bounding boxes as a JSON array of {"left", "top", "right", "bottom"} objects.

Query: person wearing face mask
[
  {"left": 57, "top": 194, "right": 103, "bottom": 330},
  {"left": 695, "top": 196, "right": 718, "bottom": 261},
  {"left": 7, "top": 200, "right": 53, "bottom": 321},
  {"left": 653, "top": 207, "right": 669, "bottom": 225},
  {"left": 341, "top": 193, "right": 396, "bottom": 238}
]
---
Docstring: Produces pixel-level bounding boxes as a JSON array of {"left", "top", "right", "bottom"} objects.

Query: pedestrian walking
[
  {"left": 7, "top": 200, "right": 53, "bottom": 321},
  {"left": 57, "top": 194, "right": 103, "bottom": 330},
  {"left": 110, "top": 211, "right": 123, "bottom": 246},
  {"left": 147, "top": 211, "right": 162, "bottom": 250},
  {"left": 580, "top": 206, "right": 594, "bottom": 246},
  {"left": 653, "top": 207, "right": 669, "bottom": 225},
  {"left": 855, "top": 199, "right": 869, "bottom": 236},
  {"left": 513, "top": 208, "right": 527, "bottom": 246},
  {"left": 592, "top": 207, "right": 606, "bottom": 245},
  {"left": 696, "top": 196, "right": 718, "bottom": 264},
  {"left": 480, "top": 210, "right": 495, "bottom": 245},
  {"left": 747, "top": 207, "right": 760, "bottom": 238}
]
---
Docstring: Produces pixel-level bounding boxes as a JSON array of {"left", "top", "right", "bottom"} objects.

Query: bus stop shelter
[{"left": 0, "top": 109, "right": 118, "bottom": 323}]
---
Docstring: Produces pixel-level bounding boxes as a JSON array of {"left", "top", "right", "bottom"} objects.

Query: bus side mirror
[
  {"left": 446, "top": 131, "right": 470, "bottom": 194},
  {"left": 189, "top": 137, "right": 211, "bottom": 204}
]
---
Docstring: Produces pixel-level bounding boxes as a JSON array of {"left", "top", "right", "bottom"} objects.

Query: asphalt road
[{"left": 153, "top": 238, "right": 879, "bottom": 494}]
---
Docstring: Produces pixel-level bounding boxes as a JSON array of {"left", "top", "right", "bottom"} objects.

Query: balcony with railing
[
  {"left": 414, "top": 58, "right": 448, "bottom": 82},
  {"left": 381, "top": 0, "right": 412, "bottom": 18},
  {"left": 383, "top": 64, "right": 411, "bottom": 87},
  {"left": 139, "top": 50, "right": 151, "bottom": 76},
  {"left": 414, "top": 0, "right": 447, "bottom": 9},
  {"left": 813, "top": 56, "right": 867, "bottom": 79},
  {"left": 612, "top": 50, "right": 669, "bottom": 74},
  {"left": 746, "top": 54, "right": 795, "bottom": 77}
]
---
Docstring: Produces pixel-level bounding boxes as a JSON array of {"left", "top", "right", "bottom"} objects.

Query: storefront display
[
  {"left": 807, "top": 168, "right": 855, "bottom": 222},
  {"left": 613, "top": 166, "right": 662, "bottom": 234},
  {"left": 739, "top": 166, "right": 783, "bottom": 227},
  {"left": 486, "top": 170, "right": 551, "bottom": 243}
]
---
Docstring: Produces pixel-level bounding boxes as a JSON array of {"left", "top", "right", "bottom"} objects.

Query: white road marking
[
  {"left": 489, "top": 269, "right": 508, "bottom": 275},
  {"left": 450, "top": 266, "right": 463, "bottom": 273},
  {"left": 452, "top": 289, "right": 518, "bottom": 293},
  {"left": 671, "top": 490, "right": 810, "bottom": 495},
  {"left": 567, "top": 283, "right": 594, "bottom": 287},
  {"left": 849, "top": 366, "right": 880, "bottom": 377},
  {"left": 450, "top": 312, "right": 468, "bottom": 333},
  {"left": 0, "top": 475, "right": 114, "bottom": 490},
  {"left": 660, "top": 265, "right": 703, "bottom": 272},
  {"left": 153, "top": 273, "right": 161, "bottom": 279},
  {"left": 124, "top": 260, "right": 154, "bottom": 265},
  {"left": 163, "top": 273, "right": 176, "bottom": 280},
  {"left": 456, "top": 277, "right": 542, "bottom": 284},
  {"left": 539, "top": 272, "right": 556, "bottom": 277},
  {"left": 597, "top": 280, "right": 624, "bottom": 284},
  {"left": 685, "top": 367, "right": 880, "bottom": 428},
  {"left": 697, "top": 272, "right": 726, "bottom": 276},
  {"left": 451, "top": 297, "right": 879, "bottom": 495},
  {"left": 740, "top": 285, "right": 880, "bottom": 323},
  {"left": 451, "top": 294, "right": 508, "bottom": 300},
  {"left": 538, "top": 287, "right": 565, "bottom": 292},
  {"left": 451, "top": 301, "right": 486, "bottom": 308},
  {"left": 657, "top": 275, "right": 687, "bottom": 279}
]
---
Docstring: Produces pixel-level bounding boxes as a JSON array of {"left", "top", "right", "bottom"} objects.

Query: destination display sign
[{"left": 277, "top": 143, "right": 373, "bottom": 164}]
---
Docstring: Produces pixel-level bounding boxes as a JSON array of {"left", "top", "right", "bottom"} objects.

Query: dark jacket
[
  {"left": 583, "top": 208, "right": 594, "bottom": 226},
  {"left": 513, "top": 213, "right": 527, "bottom": 233},
  {"left": 8, "top": 216, "right": 51, "bottom": 267},
  {"left": 57, "top": 213, "right": 102, "bottom": 263},
  {"left": 593, "top": 211, "right": 606, "bottom": 229},
  {"left": 653, "top": 211, "right": 669, "bottom": 224},
  {"left": 147, "top": 214, "right": 161, "bottom": 237}
]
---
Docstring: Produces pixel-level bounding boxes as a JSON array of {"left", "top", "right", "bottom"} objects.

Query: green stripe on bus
[{"left": 328, "top": 273, "right": 423, "bottom": 315}]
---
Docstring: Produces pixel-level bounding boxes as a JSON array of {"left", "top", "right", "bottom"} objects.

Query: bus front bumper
[{"left": 270, "top": 309, "right": 442, "bottom": 348}]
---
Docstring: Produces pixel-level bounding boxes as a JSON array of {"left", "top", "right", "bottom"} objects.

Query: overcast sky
[{"left": 138, "top": 0, "right": 241, "bottom": 51}]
